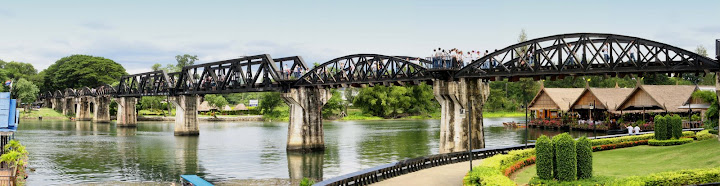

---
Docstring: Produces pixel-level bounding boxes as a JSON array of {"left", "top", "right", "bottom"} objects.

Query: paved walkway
[{"left": 372, "top": 160, "right": 482, "bottom": 186}]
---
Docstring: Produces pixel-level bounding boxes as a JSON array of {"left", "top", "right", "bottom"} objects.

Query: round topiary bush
[
  {"left": 553, "top": 133, "right": 577, "bottom": 181},
  {"left": 576, "top": 136, "right": 592, "bottom": 179},
  {"left": 654, "top": 115, "right": 667, "bottom": 140},
  {"left": 536, "top": 135, "right": 553, "bottom": 180},
  {"left": 670, "top": 115, "right": 682, "bottom": 139}
]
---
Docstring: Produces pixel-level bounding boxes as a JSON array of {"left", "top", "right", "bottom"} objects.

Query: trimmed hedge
[
  {"left": 610, "top": 167, "right": 720, "bottom": 186},
  {"left": 696, "top": 130, "right": 717, "bottom": 141},
  {"left": 648, "top": 138, "right": 693, "bottom": 146},
  {"left": 591, "top": 134, "right": 654, "bottom": 146},
  {"left": 654, "top": 115, "right": 668, "bottom": 140},
  {"left": 710, "top": 129, "right": 719, "bottom": 135},
  {"left": 576, "top": 137, "right": 592, "bottom": 179},
  {"left": 670, "top": 115, "right": 682, "bottom": 139},
  {"left": 592, "top": 140, "right": 649, "bottom": 152},
  {"left": 535, "top": 135, "right": 553, "bottom": 180},
  {"left": 553, "top": 133, "right": 577, "bottom": 181},
  {"left": 682, "top": 131, "right": 695, "bottom": 138},
  {"left": 463, "top": 166, "right": 514, "bottom": 186},
  {"left": 463, "top": 148, "right": 535, "bottom": 186}
]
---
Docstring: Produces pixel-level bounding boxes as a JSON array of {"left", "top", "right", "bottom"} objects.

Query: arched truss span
[
  {"left": 78, "top": 87, "right": 95, "bottom": 97},
  {"left": 53, "top": 90, "right": 63, "bottom": 98},
  {"left": 295, "top": 54, "right": 433, "bottom": 87},
  {"left": 64, "top": 88, "right": 77, "bottom": 97},
  {"left": 456, "top": 33, "right": 720, "bottom": 79},
  {"left": 95, "top": 84, "right": 116, "bottom": 97}
]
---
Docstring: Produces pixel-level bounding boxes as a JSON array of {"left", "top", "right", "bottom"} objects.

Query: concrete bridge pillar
[
  {"left": 75, "top": 97, "right": 92, "bottom": 121},
  {"left": 44, "top": 98, "right": 52, "bottom": 108},
  {"left": 170, "top": 95, "right": 200, "bottom": 136},
  {"left": 51, "top": 98, "right": 62, "bottom": 112},
  {"left": 282, "top": 87, "right": 331, "bottom": 152},
  {"left": 93, "top": 96, "right": 112, "bottom": 123},
  {"left": 433, "top": 78, "right": 490, "bottom": 153},
  {"left": 116, "top": 97, "right": 137, "bottom": 127},
  {"left": 63, "top": 97, "right": 76, "bottom": 116}
]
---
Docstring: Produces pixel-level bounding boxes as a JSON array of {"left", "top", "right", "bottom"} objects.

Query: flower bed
[
  {"left": 592, "top": 140, "right": 649, "bottom": 152},
  {"left": 503, "top": 156, "right": 535, "bottom": 177},
  {"left": 463, "top": 149, "right": 535, "bottom": 186},
  {"left": 648, "top": 138, "right": 693, "bottom": 146}
]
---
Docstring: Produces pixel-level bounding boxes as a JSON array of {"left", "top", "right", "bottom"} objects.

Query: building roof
[
  {"left": 617, "top": 85, "right": 697, "bottom": 112},
  {"left": 529, "top": 88, "right": 584, "bottom": 111},
  {"left": 571, "top": 88, "right": 634, "bottom": 112},
  {"left": 197, "top": 101, "right": 216, "bottom": 111},
  {"left": 233, "top": 103, "right": 248, "bottom": 111}
]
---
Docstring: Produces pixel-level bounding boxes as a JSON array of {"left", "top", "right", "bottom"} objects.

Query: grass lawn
[
  {"left": 483, "top": 111, "right": 525, "bottom": 118},
  {"left": 19, "top": 108, "right": 67, "bottom": 119},
  {"left": 513, "top": 139, "right": 720, "bottom": 185}
]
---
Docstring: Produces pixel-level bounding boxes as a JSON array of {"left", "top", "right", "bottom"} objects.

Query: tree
[
  {"left": 693, "top": 90, "right": 719, "bottom": 129},
  {"left": 139, "top": 96, "right": 165, "bottom": 115},
  {"left": 259, "top": 92, "right": 283, "bottom": 114},
  {"left": 41, "top": 55, "right": 127, "bottom": 92},
  {"left": 151, "top": 63, "right": 162, "bottom": 71},
  {"left": 175, "top": 54, "right": 199, "bottom": 69},
  {"left": 205, "top": 94, "right": 229, "bottom": 117},
  {"left": 696, "top": 45, "right": 708, "bottom": 57},
  {"left": 322, "top": 89, "right": 343, "bottom": 118},
  {"left": 11, "top": 78, "right": 39, "bottom": 112},
  {"left": 1, "top": 61, "right": 37, "bottom": 81},
  {"left": 353, "top": 84, "right": 438, "bottom": 118}
]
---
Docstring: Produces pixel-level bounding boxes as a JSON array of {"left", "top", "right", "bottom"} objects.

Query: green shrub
[
  {"left": 463, "top": 166, "right": 515, "bottom": 186},
  {"left": 553, "top": 133, "right": 577, "bottom": 181},
  {"left": 648, "top": 138, "right": 693, "bottom": 146},
  {"left": 610, "top": 167, "right": 720, "bottom": 186},
  {"left": 591, "top": 133, "right": 654, "bottom": 146},
  {"left": 654, "top": 115, "right": 668, "bottom": 140},
  {"left": 682, "top": 131, "right": 695, "bottom": 138},
  {"left": 576, "top": 137, "right": 592, "bottom": 179},
  {"left": 535, "top": 135, "right": 553, "bottom": 180},
  {"left": 299, "top": 177, "right": 315, "bottom": 186},
  {"left": 529, "top": 176, "right": 615, "bottom": 186},
  {"left": 670, "top": 115, "right": 682, "bottom": 139},
  {"left": 480, "top": 148, "right": 535, "bottom": 171},
  {"left": 709, "top": 129, "right": 718, "bottom": 135},
  {"left": 696, "top": 130, "right": 716, "bottom": 141}
]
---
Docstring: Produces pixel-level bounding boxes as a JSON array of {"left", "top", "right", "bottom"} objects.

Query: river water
[{"left": 18, "top": 118, "right": 601, "bottom": 185}]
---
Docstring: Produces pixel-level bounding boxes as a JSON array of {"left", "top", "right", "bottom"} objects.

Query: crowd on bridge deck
[{"left": 429, "top": 48, "right": 497, "bottom": 69}]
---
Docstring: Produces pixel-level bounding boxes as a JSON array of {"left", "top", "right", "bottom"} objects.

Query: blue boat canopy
[{"left": 180, "top": 175, "right": 213, "bottom": 186}]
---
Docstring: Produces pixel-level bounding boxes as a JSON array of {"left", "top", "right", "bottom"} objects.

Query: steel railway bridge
[{"left": 38, "top": 33, "right": 720, "bottom": 152}]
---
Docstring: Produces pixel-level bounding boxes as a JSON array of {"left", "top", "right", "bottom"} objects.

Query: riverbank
[
  {"left": 19, "top": 108, "right": 68, "bottom": 120},
  {"left": 138, "top": 115, "right": 263, "bottom": 121}
]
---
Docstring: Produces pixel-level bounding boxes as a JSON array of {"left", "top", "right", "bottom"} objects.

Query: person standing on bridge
[
  {"left": 629, "top": 41, "right": 636, "bottom": 63},
  {"left": 602, "top": 44, "right": 610, "bottom": 62}
]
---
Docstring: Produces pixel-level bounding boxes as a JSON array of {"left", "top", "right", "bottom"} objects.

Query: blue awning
[{"left": 180, "top": 175, "right": 213, "bottom": 186}]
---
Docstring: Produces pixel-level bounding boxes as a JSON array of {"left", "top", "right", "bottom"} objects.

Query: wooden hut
[
  {"left": 233, "top": 103, "right": 248, "bottom": 111},
  {"left": 197, "top": 101, "right": 217, "bottom": 112},
  {"left": 528, "top": 87, "right": 584, "bottom": 119},
  {"left": 616, "top": 85, "right": 696, "bottom": 113}
]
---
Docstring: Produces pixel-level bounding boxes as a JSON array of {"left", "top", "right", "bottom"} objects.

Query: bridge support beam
[
  {"left": 75, "top": 97, "right": 92, "bottom": 121},
  {"left": 63, "top": 98, "right": 76, "bottom": 116},
  {"left": 94, "top": 96, "right": 111, "bottom": 123},
  {"left": 116, "top": 97, "right": 137, "bottom": 127},
  {"left": 52, "top": 98, "right": 62, "bottom": 112},
  {"left": 282, "top": 87, "right": 331, "bottom": 152},
  {"left": 434, "top": 78, "right": 489, "bottom": 153},
  {"left": 171, "top": 95, "right": 200, "bottom": 136}
]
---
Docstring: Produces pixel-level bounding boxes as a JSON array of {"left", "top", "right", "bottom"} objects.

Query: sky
[{"left": 0, "top": 0, "right": 719, "bottom": 74}]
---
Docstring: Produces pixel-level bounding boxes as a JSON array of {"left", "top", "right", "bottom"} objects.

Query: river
[{"left": 18, "top": 118, "right": 602, "bottom": 185}]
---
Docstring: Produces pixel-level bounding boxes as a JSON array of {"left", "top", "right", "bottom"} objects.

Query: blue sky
[{"left": 0, "top": 0, "right": 718, "bottom": 74}]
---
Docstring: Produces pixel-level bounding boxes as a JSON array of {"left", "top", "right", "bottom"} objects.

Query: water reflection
[{"left": 19, "top": 118, "right": 603, "bottom": 185}]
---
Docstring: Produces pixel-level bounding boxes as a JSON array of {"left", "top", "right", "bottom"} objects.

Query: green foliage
[
  {"left": 175, "top": 54, "right": 198, "bottom": 69},
  {"left": 299, "top": 177, "right": 315, "bottom": 186},
  {"left": 465, "top": 148, "right": 534, "bottom": 186},
  {"left": 353, "top": 83, "right": 437, "bottom": 118},
  {"left": 41, "top": 55, "right": 127, "bottom": 92},
  {"left": 648, "top": 138, "right": 693, "bottom": 146},
  {"left": 654, "top": 115, "right": 668, "bottom": 140},
  {"left": 259, "top": 92, "right": 283, "bottom": 114},
  {"left": 463, "top": 166, "right": 515, "bottom": 186},
  {"left": 11, "top": 78, "right": 40, "bottom": 105},
  {"left": 205, "top": 94, "right": 229, "bottom": 109},
  {"left": 535, "top": 135, "right": 553, "bottom": 180},
  {"left": 528, "top": 176, "right": 615, "bottom": 186},
  {"left": 139, "top": 96, "right": 164, "bottom": 111},
  {"left": 553, "top": 133, "right": 577, "bottom": 181},
  {"left": 693, "top": 90, "right": 719, "bottom": 126},
  {"left": 1, "top": 140, "right": 28, "bottom": 184},
  {"left": 611, "top": 167, "right": 720, "bottom": 186},
  {"left": 576, "top": 137, "right": 592, "bottom": 179},
  {"left": 709, "top": 129, "right": 719, "bottom": 135},
  {"left": 670, "top": 115, "right": 682, "bottom": 139},
  {"left": 322, "top": 89, "right": 343, "bottom": 118},
  {"left": 696, "top": 130, "right": 716, "bottom": 141}
]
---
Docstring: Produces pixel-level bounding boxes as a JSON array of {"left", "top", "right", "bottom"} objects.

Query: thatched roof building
[
  {"left": 528, "top": 88, "right": 584, "bottom": 112},
  {"left": 233, "top": 103, "right": 248, "bottom": 111},
  {"left": 571, "top": 87, "right": 634, "bottom": 113},
  {"left": 197, "top": 101, "right": 217, "bottom": 112},
  {"left": 616, "top": 85, "right": 696, "bottom": 113}
]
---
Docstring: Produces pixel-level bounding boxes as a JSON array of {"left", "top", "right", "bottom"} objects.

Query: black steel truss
[
  {"left": 456, "top": 33, "right": 720, "bottom": 80},
  {"left": 294, "top": 54, "right": 433, "bottom": 87},
  {"left": 117, "top": 70, "right": 174, "bottom": 97}
]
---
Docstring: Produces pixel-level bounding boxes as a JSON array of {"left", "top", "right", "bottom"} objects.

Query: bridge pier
[
  {"left": 433, "top": 78, "right": 489, "bottom": 154},
  {"left": 94, "top": 96, "right": 111, "bottom": 123},
  {"left": 116, "top": 97, "right": 137, "bottom": 127},
  {"left": 171, "top": 95, "right": 200, "bottom": 136},
  {"left": 63, "top": 97, "right": 76, "bottom": 116},
  {"left": 75, "top": 97, "right": 92, "bottom": 121},
  {"left": 52, "top": 98, "right": 62, "bottom": 112},
  {"left": 282, "top": 87, "right": 331, "bottom": 152}
]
